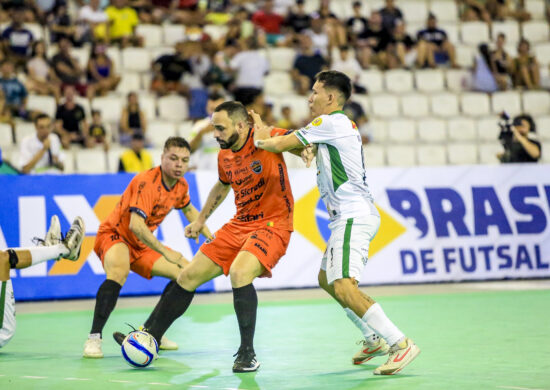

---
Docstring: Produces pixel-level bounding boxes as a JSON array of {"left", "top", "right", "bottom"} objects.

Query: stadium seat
[
  {"left": 359, "top": 70, "right": 384, "bottom": 93},
  {"left": 447, "top": 118, "right": 477, "bottom": 141},
  {"left": 491, "top": 21, "right": 520, "bottom": 43},
  {"left": 150, "top": 46, "right": 175, "bottom": 62},
  {"left": 203, "top": 24, "right": 228, "bottom": 41},
  {"left": 147, "top": 121, "right": 177, "bottom": 147},
  {"left": 406, "top": 22, "right": 424, "bottom": 38},
  {"left": 384, "top": 70, "right": 414, "bottom": 93},
  {"left": 430, "top": 1, "right": 459, "bottom": 22},
  {"left": 136, "top": 24, "right": 163, "bottom": 47},
  {"left": 116, "top": 72, "right": 141, "bottom": 94},
  {"left": 158, "top": 95, "right": 189, "bottom": 121},
  {"left": 415, "top": 69, "right": 445, "bottom": 92},
  {"left": 26, "top": 95, "right": 57, "bottom": 117},
  {"left": 525, "top": 0, "right": 545, "bottom": 20},
  {"left": 430, "top": 92, "right": 460, "bottom": 117},
  {"left": 400, "top": 1, "right": 429, "bottom": 23},
  {"left": 353, "top": 95, "right": 370, "bottom": 115},
  {"left": 369, "top": 119, "right": 388, "bottom": 143},
  {"left": 370, "top": 94, "right": 400, "bottom": 118},
  {"left": 542, "top": 143, "right": 550, "bottom": 163},
  {"left": 122, "top": 48, "right": 151, "bottom": 72},
  {"left": 106, "top": 47, "right": 122, "bottom": 71},
  {"left": 386, "top": 145, "right": 416, "bottom": 166},
  {"left": 478, "top": 143, "right": 503, "bottom": 164},
  {"left": 163, "top": 24, "right": 186, "bottom": 46},
  {"left": 536, "top": 116, "right": 550, "bottom": 140},
  {"left": 491, "top": 91, "right": 522, "bottom": 116},
  {"left": 62, "top": 149, "right": 75, "bottom": 173},
  {"left": 363, "top": 144, "right": 385, "bottom": 167},
  {"left": 75, "top": 149, "right": 107, "bottom": 173},
  {"left": 477, "top": 116, "right": 502, "bottom": 141},
  {"left": 461, "top": 93, "right": 491, "bottom": 116},
  {"left": 75, "top": 96, "right": 92, "bottom": 118},
  {"left": 91, "top": 96, "right": 123, "bottom": 123},
  {"left": 14, "top": 122, "right": 35, "bottom": 144},
  {"left": 445, "top": 69, "right": 471, "bottom": 91},
  {"left": 279, "top": 95, "right": 310, "bottom": 123},
  {"left": 534, "top": 43, "right": 550, "bottom": 66},
  {"left": 416, "top": 144, "right": 447, "bottom": 165},
  {"left": 265, "top": 71, "right": 294, "bottom": 95},
  {"left": 0, "top": 123, "right": 13, "bottom": 147},
  {"left": 460, "top": 22, "right": 490, "bottom": 45},
  {"left": 401, "top": 93, "right": 429, "bottom": 118},
  {"left": 71, "top": 47, "right": 90, "bottom": 70},
  {"left": 137, "top": 94, "right": 157, "bottom": 122},
  {"left": 329, "top": 0, "right": 356, "bottom": 19},
  {"left": 522, "top": 91, "right": 550, "bottom": 115},
  {"left": 267, "top": 47, "right": 297, "bottom": 72},
  {"left": 455, "top": 45, "right": 474, "bottom": 68},
  {"left": 178, "top": 121, "right": 195, "bottom": 139},
  {"left": 447, "top": 143, "right": 478, "bottom": 164},
  {"left": 24, "top": 23, "right": 44, "bottom": 41},
  {"left": 388, "top": 119, "right": 416, "bottom": 143},
  {"left": 439, "top": 23, "right": 460, "bottom": 44},
  {"left": 107, "top": 146, "right": 123, "bottom": 173},
  {"left": 150, "top": 148, "right": 163, "bottom": 166},
  {"left": 416, "top": 118, "right": 447, "bottom": 143},
  {"left": 521, "top": 21, "right": 549, "bottom": 43}
]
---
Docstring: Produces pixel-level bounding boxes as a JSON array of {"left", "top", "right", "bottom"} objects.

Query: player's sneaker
[
  {"left": 113, "top": 330, "right": 178, "bottom": 351},
  {"left": 373, "top": 337, "right": 420, "bottom": 375},
  {"left": 352, "top": 337, "right": 390, "bottom": 365},
  {"left": 232, "top": 347, "right": 260, "bottom": 373},
  {"left": 83, "top": 337, "right": 103, "bottom": 358},
  {"left": 63, "top": 217, "right": 85, "bottom": 261},
  {"left": 44, "top": 215, "right": 62, "bottom": 246}
]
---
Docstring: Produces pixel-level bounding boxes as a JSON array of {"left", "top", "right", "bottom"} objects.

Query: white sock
[
  {"left": 344, "top": 307, "right": 379, "bottom": 344},
  {"left": 362, "top": 303, "right": 405, "bottom": 347},
  {"left": 18, "top": 245, "right": 69, "bottom": 265},
  {"left": 89, "top": 333, "right": 101, "bottom": 340}
]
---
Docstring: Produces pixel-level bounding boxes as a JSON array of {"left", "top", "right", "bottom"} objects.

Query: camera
[{"left": 498, "top": 112, "right": 525, "bottom": 162}]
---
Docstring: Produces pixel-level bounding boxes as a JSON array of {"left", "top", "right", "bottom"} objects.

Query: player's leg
[{"left": 0, "top": 251, "right": 16, "bottom": 349}]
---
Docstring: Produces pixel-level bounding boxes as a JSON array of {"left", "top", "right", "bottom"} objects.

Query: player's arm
[
  {"left": 181, "top": 203, "right": 213, "bottom": 240},
  {"left": 254, "top": 133, "right": 303, "bottom": 154},
  {"left": 129, "top": 212, "right": 186, "bottom": 266}
]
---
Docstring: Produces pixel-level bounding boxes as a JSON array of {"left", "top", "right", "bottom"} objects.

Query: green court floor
[{"left": 1, "top": 289, "right": 549, "bottom": 390}]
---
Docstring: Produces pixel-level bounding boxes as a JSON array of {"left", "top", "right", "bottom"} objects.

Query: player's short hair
[
  {"left": 214, "top": 101, "right": 248, "bottom": 124},
  {"left": 315, "top": 70, "right": 352, "bottom": 104},
  {"left": 34, "top": 113, "right": 50, "bottom": 124},
  {"left": 164, "top": 136, "right": 190, "bottom": 151}
]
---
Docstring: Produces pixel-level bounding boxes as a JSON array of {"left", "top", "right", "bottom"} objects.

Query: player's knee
[
  {"left": 333, "top": 280, "right": 354, "bottom": 307},
  {"left": 229, "top": 266, "right": 252, "bottom": 287},
  {"left": 177, "top": 268, "right": 198, "bottom": 290},
  {"left": 106, "top": 267, "right": 129, "bottom": 285}
]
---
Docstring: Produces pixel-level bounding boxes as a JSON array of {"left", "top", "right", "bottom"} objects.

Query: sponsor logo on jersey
[
  {"left": 312, "top": 117, "right": 323, "bottom": 126},
  {"left": 250, "top": 160, "right": 262, "bottom": 174}
]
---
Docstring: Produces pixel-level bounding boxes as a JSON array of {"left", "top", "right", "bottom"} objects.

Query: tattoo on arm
[{"left": 206, "top": 194, "right": 222, "bottom": 219}]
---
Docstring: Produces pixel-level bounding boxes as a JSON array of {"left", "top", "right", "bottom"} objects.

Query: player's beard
[{"left": 217, "top": 132, "right": 239, "bottom": 149}]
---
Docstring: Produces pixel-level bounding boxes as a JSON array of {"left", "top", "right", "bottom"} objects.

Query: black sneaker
[
  {"left": 113, "top": 331, "right": 126, "bottom": 346},
  {"left": 232, "top": 347, "right": 260, "bottom": 373}
]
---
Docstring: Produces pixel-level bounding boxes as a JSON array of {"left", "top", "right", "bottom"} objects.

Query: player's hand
[
  {"left": 301, "top": 145, "right": 317, "bottom": 167},
  {"left": 249, "top": 110, "right": 271, "bottom": 141},
  {"left": 164, "top": 248, "right": 186, "bottom": 266},
  {"left": 185, "top": 221, "right": 204, "bottom": 243}
]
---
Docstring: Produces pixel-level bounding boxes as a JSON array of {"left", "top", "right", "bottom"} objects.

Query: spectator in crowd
[
  {"left": 0, "top": 89, "right": 14, "bottom": 129},
  {"left": 491, "top": 33, "right": 511, "bottom": 90},
  {"left": 379, "top": 0, "right": 404, "bottom": 31},
  {"left": 129, "top": 0, "right": 154, "bottom": 24},
  {"left": 88, "top": 109, "right": 109, "bottom": 150},
  {"left": 387, "top": 20, "right": 417, "bottom": 69},
  {"left": 78, "top": 0, "right": 109, "bottom": 44},
  {"left": 233, "top": 7, "right": 255, "bottom": 41},
  {"left": 331, "top": 45, "right": 366, "bottom": 93},
  {"left": 147, "top": 0, "right": 174, "bottom": 24},
  {"left": 291, "top": 34, "right": 327, "bottom": 95},
  {"left": 498, "top": 114, "right": 541, "bottom": 163},
  {"left": 273, "top": 0, "right": 293, "bottom": 16},
  {"left": 416, "top": 13, "right": 457, "bottom": 68},
  {"left": 346, "top": 1, "right": 368, "bottom": 43},
  {"left": 119, "top": 91, "right": 147, "bottom": 146},
  {"left": 49, "top": 2, "right": 79, "bottom": 45},
  {"left": 26, "top": 40, "right": 62, "bottom": 103},
  {"left": 1, "top": 5, "right": 34, "bottom": 67},
  {"left": 276, "top": 105, "right": 297, "bottom": 129},
  {"left": 0, "top": 60, "right": 33, "bottom": 120},
  {"left": 304, "top": 12, "right": 330, "bottom": 58},
  {"left": 317, "top": 0, "right": 346, "bottom": 47},
  {"left": 55, "top": 85, "right": 88, "bottom": 148},
  {"left": 458, "top": 0, "right": 491, "bottom": 24},
  {"left": 285, "top": 0, "right": 311, "bottom": 35},
  {"left": 511, "top": 38, "right": 540, "bottom": 90},
  {"left": 151, "top": 41, "right": 191, "bottom": 96},
  {"left": 343, "top": 99, "right": 372, "bottom": 144},
  {"left": 52, "top": 37, "right": 87, "bottom": 96},
  {"left": 252, "top": 0, "right": 285, "bottom": 46},
  {"left": 118, "top": 132, "right": 152, "bottom": 172},
  {"left": 105, "top": 0, "right": 142, "bottom": 48},
  {"left": 19, "top": 113, "right": 64, "bottom": 174},
  {"left": 472, "top": 43, "right": 498, "bottom": 92},
  {"left": 172, "top": 0, "right": 203, "bottom": 25},
  {"left": 188, "top": 91, "right": 225, "bottom": 170},
  {"left": 87, "top": 41, "right": 121, "bottom": 99},
  {"left": 228, "top": 37, "right": 269, "bottom": 107},
  {"left": 356, "top": 11, "right": 392, "bottom": 69},
  {"left": 486, "top": 0, "right": 530, "bottom": 21},
  {"left": 32, "top": 0, "right": 59, "bottom": 24}
]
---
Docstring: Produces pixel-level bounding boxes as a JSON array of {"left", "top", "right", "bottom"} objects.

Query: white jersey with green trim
[{"left": 294, "top": 111, "right": 379, "bottom": 221}]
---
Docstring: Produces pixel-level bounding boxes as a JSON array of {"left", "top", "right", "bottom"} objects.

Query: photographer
[{"left": 498, "top": 113, "right": 541, "bottom": 163}]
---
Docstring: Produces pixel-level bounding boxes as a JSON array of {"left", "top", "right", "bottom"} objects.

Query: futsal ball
[{"left": 121, "top": 330, "right": 158, "bottom": 368}]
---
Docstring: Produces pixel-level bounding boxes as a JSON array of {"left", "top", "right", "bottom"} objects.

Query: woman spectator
[
  {"left": 87, "top": 42, "right": 121, "bottom": 99},
  {"left": 511, "top": 38, "right": 540, "bottom": 90},
  {"left": 387, "top": 21, "right": 417, "bottom": 69},
  {"left": 492, "top": 33, "right": 511, "bottom": 90},
  {"left": 26, "top": 41, "right": 62, "bottom": 103},
  {"left": 472, "top": 43, "right": 498, "bottom": 93},
  {"left": 119, "top": 92, "right": 147, "bottom": 146}
]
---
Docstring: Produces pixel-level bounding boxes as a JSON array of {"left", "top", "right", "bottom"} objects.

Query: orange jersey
[
  {"left": 218, "top": 128, "right": 294, "bottom": 231},
  {"left": 99, "top": 166, "right": 191, "bottom": 250}
]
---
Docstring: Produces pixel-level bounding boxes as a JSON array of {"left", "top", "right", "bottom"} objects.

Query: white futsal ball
[{"left": 121, "top": 330, "right": 158, "bottom": 368}]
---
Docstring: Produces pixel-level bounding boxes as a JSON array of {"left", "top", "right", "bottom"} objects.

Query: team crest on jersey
[
  {"left": 250, "top": 160, "right": 262, "bottom": 174},
  {"left": 312, "top": 117, "right": 323, "bottom": 126}
]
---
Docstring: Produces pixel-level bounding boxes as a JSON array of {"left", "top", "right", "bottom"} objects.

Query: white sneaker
[
  {"left": 352, "top": 337, "right": 390, "bottom": 365},
  {"left": 44, "top": 215, "right": 62, "bottom": 246},
  {"left": 159, "top": 335, "right": 178, "bottom": 350},
  {"left": 373, "top": 337, "right": 420, "bottom": 375},
  {"left": 63, "top": 217, "right": 85, "bottom": 261},
  {"left": 83, "top": 337, "right": 103, "bottom": 358}
]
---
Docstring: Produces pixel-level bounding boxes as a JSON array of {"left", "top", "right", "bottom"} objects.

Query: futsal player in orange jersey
[
  {"left": 115, "top": 101, "right": 295, "bottom": 372},
  {"left": 84, "top": 137, "right": 212, "bottom": 358}
]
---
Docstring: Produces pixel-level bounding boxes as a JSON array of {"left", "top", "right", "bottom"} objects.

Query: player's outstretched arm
[
  {"left": 129, "top": 212, "right": 186, "bottom": 266},
  {"left": 254, "top": 133, "right": 304, "bottom": 154},
  {"left": 181, "top": 203, "right": 213, "bottom": 241}
]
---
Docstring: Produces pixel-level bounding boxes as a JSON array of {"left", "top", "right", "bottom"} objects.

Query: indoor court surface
[{"left": 1, "top": 281, "right": 549, "bottom": 390}]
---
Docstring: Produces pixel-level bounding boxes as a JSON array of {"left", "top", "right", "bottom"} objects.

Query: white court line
[
  {"left": 498, "top": 386, "right": 548, "bottom": 390},
  {"left": 64, "top": 378, "right": 91, "bottom": 381},
  {"left": 189, "top": 386, "right": 208, "bottom": 388},
  {"left": 22, "top": 376, "right": 47, "bottom": 379},
  {"left": 147, "top": 383, "right": 172, "bottom": 386},
  {"left": 109, "top": 379, "right": 134, "bottom": 383}
]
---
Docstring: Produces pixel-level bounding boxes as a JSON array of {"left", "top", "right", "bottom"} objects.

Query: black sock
[
  {"left": 90, "top": 279, "right": 122, "bottom": 336},
  {"left": 145, "top": 283, "right": 195, "bottom": 343},
  {"left": 233, "top": 283, "right": 257, "bottom": 351},
  {"left": 143, "top": 280, "right": 176, "bottom": 329}
]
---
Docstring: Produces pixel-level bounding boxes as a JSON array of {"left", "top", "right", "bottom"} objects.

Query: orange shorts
[
  {"left": 94, "top": 229, "right": 163, "bottom": 280},
  {"left": 199, "top": 223, "right": 291, "bottom": 278}
]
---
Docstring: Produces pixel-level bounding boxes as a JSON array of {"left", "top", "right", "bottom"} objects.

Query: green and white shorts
[
  {"left": 321, "top": 215, "right": 380, "bottom": 284},
  {"left": 0, "top": 280, "right": 15, "bottom": 348}
]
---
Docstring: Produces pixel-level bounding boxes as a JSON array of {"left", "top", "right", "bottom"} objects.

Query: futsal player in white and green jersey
[{"left": 252, "top": 70, "right": 420, "bottom": 375}]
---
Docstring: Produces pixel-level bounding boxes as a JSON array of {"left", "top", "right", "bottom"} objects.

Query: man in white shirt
[
  {"left": 252, "top": 70, "right": 420, "bottom": 376},
  {"left": 19, "top": 114, "right": 64, "bottom": 174},
  {"left": 78, "top": 0, "right": 109, "bottom": 43}
]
